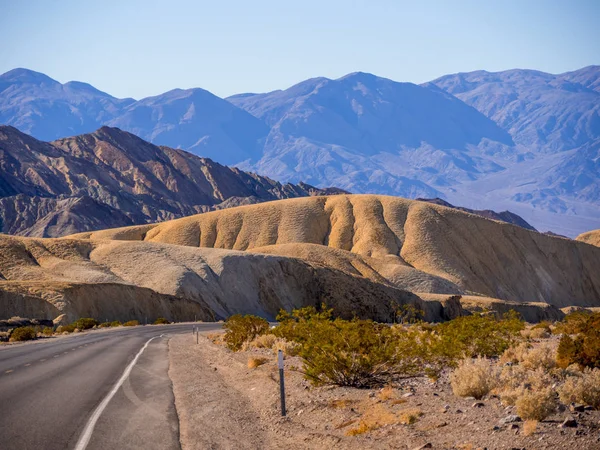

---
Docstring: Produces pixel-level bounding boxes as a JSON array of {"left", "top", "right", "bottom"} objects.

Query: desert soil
[{"left": 168, "top": 333, "right": 600, "bottom": 450}]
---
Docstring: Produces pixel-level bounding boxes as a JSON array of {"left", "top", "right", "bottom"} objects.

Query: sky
[{"left": 1, "top": 0, "right": 599, "bottom": 99}]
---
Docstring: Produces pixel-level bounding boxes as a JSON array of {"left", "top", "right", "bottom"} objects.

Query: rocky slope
[
  {"left": 0, "top": 125, "right": 344, "bottom": 237},
  {"left": 0, "top": 234, "right": 452, "bottom": 323},
  {"left": 70, "top": 195, "right": 600, "bottom": 310}
]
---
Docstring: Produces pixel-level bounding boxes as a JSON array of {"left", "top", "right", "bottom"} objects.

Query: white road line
[{"left": 74, "top": 334, "right": 164, "bottom": 450}]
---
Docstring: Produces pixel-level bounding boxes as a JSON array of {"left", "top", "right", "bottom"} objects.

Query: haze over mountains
[{"left": 1, "top": 66, "right": 598, "bottom": 236}]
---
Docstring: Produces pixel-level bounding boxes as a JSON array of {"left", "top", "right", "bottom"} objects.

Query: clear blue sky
[{"left": 1, "top": 0, "right": 598, "bottom": 99}]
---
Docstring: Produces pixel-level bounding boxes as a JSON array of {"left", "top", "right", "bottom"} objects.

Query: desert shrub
[
  {"left": 435, "top": 311, "right": 524, "bottom": 358},
  {"left": 394, "top": 304, "right": 424, "bottom": 324},
  {"left": 557, "top": 368, "right": 600, "bottom": 408},
  {"left": 497, "top": 366, "right": 553, "bottom": 406},
  {"left": 515, "top": 387, "right": 556, "bottom": 420},
  {"left": 154, "top": 317, "right": 170, "bottom": 325},
  {"left": 73, "top": 318, "right": 98, "bottom": 330},
  {"left": 42, "top": 327, "right": 54, "bottom": 336},
  {"left": 450, "top": 357, "right": 498, "bottom": 399},
  {"left": 57, "top": 323, "right": 77, "bottom": 333},
  {"left": 110, "top": 321, "right": 122, "bottom": 327},
  {"left": 223, "top": 314, "right": 269, "bottom": 351},
  {"left": 251, "top": 333, "right": 277, "bottom": 349},
  {"left": 123, "top": 320, "right": 140, "bottom": 327},
  {"left": 556, "top": 314, "right": 600, "bottom": 369},
  {"left": 9, "top": 326, "right": 37, "bottom": 342},
  {"left": 523, "top": 420, "right": 538, "bottom": 436},
  {"left": 98, "top": 322, "right": 111, "bottom": 328},
  {"left": 521, "top": 342, "right": 557, "bottom": 371},
  {"left": 529, "top": 327, "right": 550, "bottom": 339},
  {"left": 554, "top": 311, "right": 593, "bottom": 335},
  {"left": 275, "top": 309, "right": 450, "bottom": 387},
  {"left": 500, "top": 342, "right": 531, "bottom": 365},
  {"left": 248, "top": 356, "right": 268, "bottom": 369}
]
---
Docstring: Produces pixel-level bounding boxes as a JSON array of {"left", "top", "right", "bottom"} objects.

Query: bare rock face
[
  {"left": 0, "top": 125, "right": 346, "bottom": 237},
  {"left": 71, "top": 195, "right": 600, "bottom": 309},
  {"left": 0, "top": 235, "right": 452, "bottom": 323}
]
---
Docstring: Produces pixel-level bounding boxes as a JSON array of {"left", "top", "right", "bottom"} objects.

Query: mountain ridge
[
  {"left": 1, "top": 67, "right": 599, "bottom": 236},
  {"left": 0, "top": 125, "right": 346, "bottom": 237}
]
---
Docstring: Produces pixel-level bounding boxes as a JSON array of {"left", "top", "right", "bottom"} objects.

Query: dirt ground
[{"left": 168, "top": 332, "right": 600, "bottom": 450}]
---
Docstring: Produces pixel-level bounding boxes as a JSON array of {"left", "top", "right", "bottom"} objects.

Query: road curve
[{"left": 0, "top": 323, "right": 222, "bottom": 450}]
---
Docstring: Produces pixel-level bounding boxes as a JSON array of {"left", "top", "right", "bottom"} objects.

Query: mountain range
[
  {"left": 1, "top": 66, "right": 598, "bottom": 236},
  {"left": 0, "top": 125, "right": 343, "bottom": 237}
]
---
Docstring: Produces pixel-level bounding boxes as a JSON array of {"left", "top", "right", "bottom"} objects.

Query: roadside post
[
  {"left": 278, "top": 350, "right": 286, "bottom": 416},
  {"left": 196, "top": 327, "right": 199, "bottom": 344}
]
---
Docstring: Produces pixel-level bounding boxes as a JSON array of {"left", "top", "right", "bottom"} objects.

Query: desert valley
[{"left": 1, "top": 4, "right": 599, "bottom": 447}]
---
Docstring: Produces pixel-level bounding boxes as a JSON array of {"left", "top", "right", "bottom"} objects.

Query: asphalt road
[{"left": 0, "top": 322, "right": 222, "bottom": 450}]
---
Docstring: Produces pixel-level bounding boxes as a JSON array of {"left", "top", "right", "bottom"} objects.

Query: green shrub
[
  {"left": 98, "top": 322, "right": 112, "bottom": 328},
  {"left": 554, "top": 311, "right": 593, "bottom": 335},
  {"left": 435, "top": 311, "right": 524, "bottom": 358},
  {"left": 110, "top": 321, "right": 122, "bottom": 327},
  {"left": 58, "top": 324, "right": 77, "bottom": 333},
  {"left": 42, "top": 327, "right": 54, "bottom": 336},
  {"left": 273, "top": 305, "right": 453, "bottom": 387},
  {"left": 9, "top": 326, "right": 37, "bottom": 342},
  {"left": 73, "top": 318, "right": 98, "bottom": 330},
  {"left": 556, "top": 313, "right": 600, "bottom": 369},
  {"left": 154, "top": 317, "right": 170, "bottom": 325},
  {"left": 123, "top": 320, "right": 140, "bottom": 327},
  {"left": 223, "top": 314, "right": 270, "bottom": 351}
]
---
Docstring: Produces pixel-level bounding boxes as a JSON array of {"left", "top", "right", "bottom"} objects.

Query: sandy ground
[{"left": 168, "top": 333, "right": 600, "bottom": 450}]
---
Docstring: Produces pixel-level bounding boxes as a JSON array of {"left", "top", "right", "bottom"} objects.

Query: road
[{"left": 0, "top": 322, "right": 222, "bottom": 450}]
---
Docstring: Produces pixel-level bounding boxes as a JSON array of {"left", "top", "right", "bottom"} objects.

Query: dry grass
[
  {"left": 500, "top": 342, "right": 531, "bottom": 365},
  {"left": 345, "top": 404, "right": 397, "bottom": 435},
  {"left": 328, "top": 399, "right": 358, "bottom": 409},
  {"left": 450, "top": 357, "right": 498, "bottom": 399},
  {"left": 529, "top": 327, "right": 550, "bottom": 339},
  {"left": 523, "top": 420, "right": 538, "bottom": 436},
  {"left": 515, "top": 388, "right": 556, "bottom": 420},
  {"left": 558, "top": 368, "right": 600, "bottom": 408},
  {"left": 377, "top": 385, "right": 396, "bottom": 401},
  {"left": 397, "top": 408, "right": 423, "bottom": 425},
  {"left": 247, "top": 356, "right": 269, "bottom": 369}
]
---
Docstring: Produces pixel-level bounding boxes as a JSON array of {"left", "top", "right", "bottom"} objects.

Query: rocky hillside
[
  {"left": 70, "top": 195, "right": 600, "bottom": 311},
  {"left": 3, "top": 194, "right": 597, "bottom": 323},
  {"left": 0, "top": 125, "right": 344, "bottom": 237}
]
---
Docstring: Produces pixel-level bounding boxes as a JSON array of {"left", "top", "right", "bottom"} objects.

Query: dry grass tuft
[
  {"left": 328, "top": 399, "right": 358, "bottom": 409},
  {"left": 377, "top": 385, "right": 396, "bottom": 401},
  {"left": 247, "top": 356, "right": 269, "bottom": 369},
  {"left": 530, "top": 327, "right": 550, "bottom": 339},
  {"left": 450, "top": 357, "right": 498, "bottom": 399},
  {"left": 523, "top": 420, "right": 538, "bottom": 436},
  {"left": 390, "top": 398, "right": 407, "bottom": 405},
  {"left": 397, "top": 408, "right": 423, "bottom": 425}
]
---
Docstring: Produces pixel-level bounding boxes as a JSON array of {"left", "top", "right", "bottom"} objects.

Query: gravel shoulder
[{"left": 169, "top": 333, "right": 600, "bottom": 450}]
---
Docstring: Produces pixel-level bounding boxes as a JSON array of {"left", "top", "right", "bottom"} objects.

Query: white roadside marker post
[
  {"left": 196, "top": 327, "right": 199, "bottom": 344},
  {"left": 278, "top": 350, "right": 286, "bottom": 416}
]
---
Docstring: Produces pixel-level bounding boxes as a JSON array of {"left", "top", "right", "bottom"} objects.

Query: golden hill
[
  {"left": 71, "top": 195, "right": 600, "bottom": 309},
  {"left": 0, "top": 234, "right": 456, "bottom": 323},
  {"left": 2, "top": 194, "right": 598, "bottom": 323},
  {"left": 577, "top": 229, "right": 600, "bottom": 247}
]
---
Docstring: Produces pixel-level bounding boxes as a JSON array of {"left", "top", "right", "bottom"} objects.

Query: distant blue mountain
[{"left": 1, "top": 66, "right": 599, "bottom": 236}]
